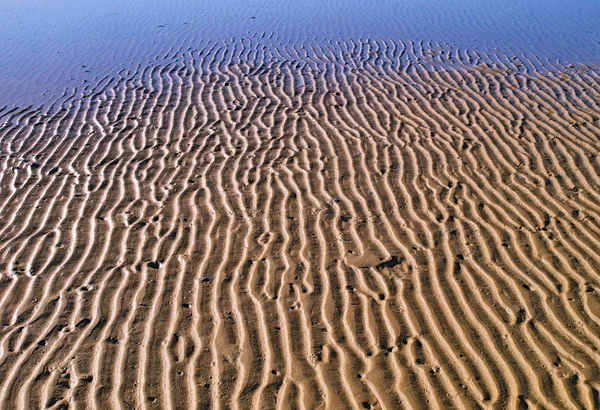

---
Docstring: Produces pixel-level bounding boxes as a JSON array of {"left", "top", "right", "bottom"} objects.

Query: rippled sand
[{"left": 0, "top": 40, "right": 599, "bottom": 409}]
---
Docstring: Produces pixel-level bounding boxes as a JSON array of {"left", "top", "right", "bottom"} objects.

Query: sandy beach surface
[
  {"left": 0, "top": 39, "right": 598, "bottom": 408},
  {"left": 1, "top": 0, "right": 600, "bottom": 406}
]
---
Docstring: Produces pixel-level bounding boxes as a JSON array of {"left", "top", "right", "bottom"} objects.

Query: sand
[{"left": 0, "top": 39, "right": 599, "bottom": 409}]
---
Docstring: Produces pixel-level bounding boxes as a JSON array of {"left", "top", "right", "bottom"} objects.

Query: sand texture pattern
[{"left": 0, "top": 40, "right": 599, "bottom": 409}]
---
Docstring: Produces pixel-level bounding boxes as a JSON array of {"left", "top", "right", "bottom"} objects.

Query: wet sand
[{"left": 0, "top": 40, "right": 599, "bottom": 408}]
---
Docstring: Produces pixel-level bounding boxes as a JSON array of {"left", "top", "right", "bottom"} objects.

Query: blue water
[{"left": 0, "top": 0, "right": 598, "bottom": 106}]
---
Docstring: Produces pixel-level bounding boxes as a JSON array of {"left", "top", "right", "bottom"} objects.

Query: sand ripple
[{"left": 0, "top": 39, "right": 599, "bottom": 409}]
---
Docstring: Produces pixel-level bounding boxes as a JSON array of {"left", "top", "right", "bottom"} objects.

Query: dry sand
[{"left": 0, "top": 40, "right": 599, "bottom": 409}]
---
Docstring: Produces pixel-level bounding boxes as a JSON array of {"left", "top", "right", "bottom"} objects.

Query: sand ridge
[{"left": 0, "top": 39, "right": 599, "bottom": 409}]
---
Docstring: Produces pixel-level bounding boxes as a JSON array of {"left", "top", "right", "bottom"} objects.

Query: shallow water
[{"left": 0, "top": 0, "right": 599, "bottom": 106}]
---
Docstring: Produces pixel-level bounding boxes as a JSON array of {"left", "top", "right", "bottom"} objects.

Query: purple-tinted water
[{"left": 0, "top": 0, "right": 599, "bottom": 107}]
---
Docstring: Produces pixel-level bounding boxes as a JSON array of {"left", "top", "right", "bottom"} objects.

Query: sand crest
[{"left": 0, "top": 40, "right": 599, "bottom": 409}]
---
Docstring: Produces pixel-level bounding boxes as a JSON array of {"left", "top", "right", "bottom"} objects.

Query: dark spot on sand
[
  {"left": 516, "top": 309, "right": 527, "bottom": 324},
  {"left": 76, "top": 318, "right": 91, "bottom": 327},
  {"left": 376, "top": 256, "right": 402, "bottom": 270}
]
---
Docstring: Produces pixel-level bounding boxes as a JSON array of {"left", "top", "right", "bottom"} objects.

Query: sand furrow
[{"left": 0, "top": 39, "right": 598, "bottom": 409}]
